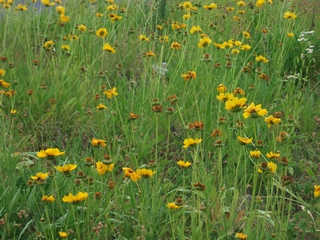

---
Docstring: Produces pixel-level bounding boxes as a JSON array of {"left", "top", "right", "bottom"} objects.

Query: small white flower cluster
[
  {"left": 152, "top": 62, "right": 169, "bottom": 76},
  {"left": 297, "top": 30, "right": 316, "bottom": 55}
]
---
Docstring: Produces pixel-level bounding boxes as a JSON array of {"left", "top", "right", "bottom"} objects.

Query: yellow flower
[
  {"left": 242, "top": 31, "right": 250, "bottom": 39},
  {"left": 96, "top": 28, "right": 108, "bottom": 38},
  {"left": 183, "top": 13, "right": 191, "bottom": 20},
  {"left": 106, "top": 4, "right": 118, "bottom": 11},
  {"left": 203, "top": 3, "right": 217, "bottom": 10},
  {"left": 256, "top": 55, "right": 269, "bottom": 63},
  {"left": 217, "top": 84, "right": 227, "bottom": 93},
  {"left": 167, "top": 202, "right": 181, "bottom": 209},
  {"left": 256, "top": 0, "right": 265, "bottom": 8},
  {"left": 96, "top": 161, "right": 114, "bottom": 175},
  {"left": 225, "top": 97, "right": 247, "bottom": 112},
  {"left": 243, "top": 103, "right": 268, "bottom": 118},
  {"left": 264, "top": 115, "right": 281, "bottom": 128},
  {"left": 43, "top": 40, "right": 54, "bottom": 50},
  {"left": 103, "top": 43, "right": 116, "bottom": 53},
  {"left": 108, "top": 13, "right": 122, "bottom": 22},
  {"left": 122, "top": 167, "right": 135, "bottom": 178},
  {"left": 10, "top": 109, "right": 16, "bottom": 114},
  {"left": 216, "top": 92, "right": 234, "bottom": 101},
  {"left": 78, "top": 24, "right": 87, "bottom": 32},
  {"left": 92, "top": 138, "right": 107, "bottom": 147},
  {"left": 31, "top": 172, "right": 49, "bottom": 183},
  {"left": 144, "top": 51, "right": 156, "bottom": 57},
  {"left": 237, "top": 136, "right": 253, "bottom": 145},
  {"left": 198, "top": 36, "right": 212, "bottom": 48},
  {"left": 136, "top": 168, "right": 156, "bottom": 178},
  {"left": 0, "top": 69, "right": 6, "bottom": 77},
  {"left": 55, "top": 164, "right": 77, "bottom": 174},
  {"left": 103, "top": 87, "right": 118, "bottom": 98},
  {"left": 237, "top": 1, "right": 246, "bottom": 7},
  {"left": 171, "top": 41, "right": 181, "bottom": 49},
  {"left": 287, "top": 32, "right": 294, "bottom": 37},
  {"left": 41, "top": 0, "right": 55, "bottom": 7},
  {"left": 138, "top": 34, "right": 149, "bottom": 41},
  {"left": 240, "top": 44, "right": 251, "bottom": 51},
  {"left": 190, "top": 25, "right": 202, "bottom": 34},
  {"left": 61, "top": 45, "right": 70, "bottom": 51},
  {"left": 182, "top": 1, "right": 192, "bottom": 10},
  {"left": 96, "top": 103, "right": 108, "bottom": 110},
  {"left": 96, "top": 12, "right": 103, "bottom": 17},
  {"left": 37, "top": 148, "right": 65, "bottom": 158},
  {"left": 177, "top": 160, "right": 192, "bottom": 168},
  {"left": 41, "top": 195, "right": 55, "bottom": 203},
  {"left": 266, "top": 151, "right": 280, "bottom": 159},
  {"left": 15, "top": 4, "right": 28, "bottom": 11},
  {"left": 157, "top": 25, "right": 162, "bottom": 30},
  {"left": 236, "top": 232, "right": 247, "bottom": 240},
  {"left": 56, "top": 6, "right": 64, "bottom": 14},
  {"left": 129, "top": 172, "right": 141, "bottom": 182},
  {"left": 314, "top": 185, "right": 320, "bottom": 198},
  {"left": 258, "top": 161, "right": 277, "bottom": 173},
  {"left": 62, "top": 192, "right": 88, "bottom": 203},
  {"left": 59, "top": 14, "right": 70, "bottom": 23},
  {"left": 283, "top": 11, "right": 297, "bottom": 20},
  {"left": 183, "top": 138, "right": 202, "bottom": 148},
  {"left": 232, "top": 49, "right": 240, "bottom": 54},
  {"left": 250, "top": 150, "right": 261, "bottom": 158},
  {"left": 58, "top": 231, "right": 68, "bottom": 238},
  {"left": 181, "top": 71, "right": 196, "bottom": 81}
]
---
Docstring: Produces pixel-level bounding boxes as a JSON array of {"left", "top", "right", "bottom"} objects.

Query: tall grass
[{"left": 0, "top": 0, "right": 319, "bottom": 239}]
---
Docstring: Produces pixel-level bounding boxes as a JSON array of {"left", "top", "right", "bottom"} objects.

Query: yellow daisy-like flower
[
  {"left": 237, "top": 1, "right": 246, "bottom": 7},
  {"left": 41, "top": 195, "right": 56, "bottom": 203},
  {"left": 61, "top": 45, "right": 70, "bottom": 51},
  {"left": 41, "top": 0, "right": 55, "bottom": 7},
  {"left": 183, "top": 138, "right": 202, "bottom": 148},
  {"left": 182, "top": 1, "right": 192, "bottom": 11},
  {"left": 256, "top": 55, "right": 269, "bottom": 63},
  {"left": 96, "top": 161, "right": 114, "bottom": 175},
  {"left": 314, "top": 185, "right": 320, "bottom": 198},
  {"left": 242, "top": 31, "right": 250, "bottom": 39},
  {"left": 138, "top": 34, "right": 149, "bottom": 41},
  {"left": 171, "top": 41, "right": 181, "bottom": 49},
  {"left": 62, "top": 192, "right": 88, "bottom": 204},
  {"left": 103, "top": 87, "right": 118, "bottom": 99},
  {"left": 37, "top": 148, "right": 65, "bottom": 158},
  {"left": 55, "top": 164, "right": 77, "bottom": 174},
  {"left": 287, "top": 32, "right": 294, "bottom": 38},
  {"left": 237, "top": 136, "right": 253, "bottom": 145},
  {"left": 96, "top": 28, "right": 108, "bottom": 38},
  {"left": 92, "top": 138, "right": 107, "bottom": 147},
  {"left": 203, "top": 3, "right": 217, "bottom": 10},
  {"left": 43, "top": 40, "right": 54, "bottom": 50},
  {"left": 56, "top": 6, "right": 65, "bottom": 14},
  {"left": 144, "top": 51, "right": 156, "bottom": 57},
  {"left": 122, "top": 168, "right": 142, "bottom": 181},
  {"left": 59, "top": 14, "right": 70, "bottom": 23},
  {"left": 198, "top": 36, "right": 212, "bottom": 48},
  {"left": 0, "top": 79, "right": 10, "bottom": 88},
  {"left": 96, "top": 103, "right": 108, "bottom": 110},
  {"left": 256, "top": 0, "right": 266, "bottom": 8},
  {"left": 167, "top": 202, "right": 181, "bottom": 209},
  {"left": 243, "top": 103, "right": 268, "bottom": 119},
  {"left": 217, "top": 84, "right": 227, "bottom": 93},
  {"left": 183, "top": 13, "right": 191, "bottom": 20},
  {"left": 78, "top": 24, "right": 87, "bottom": 32},
  {"left": 216, "top": 92, "right": 234, "bottom": 102},
  {"left": 136, "top": 168, "right": 156, "bottom": 178},
  {"left": 0, "top": 69, "right": 6, "bottom": 77},
  {"left": 236, "top": 232, "right": 247, "bottom": 240},
  {"left": 266, "top": 151, "right": 280, "bottom": 159},
  {"left": 240, "top": 44, "right": 251, "bottom": 51},
  {"left": 31, "top": 172, "right": 49, "bottom": 182},
  {"left": 190, "top": 25, "right": 202, "bottom": 34},
  {"left": 283, "top": 11, "right": 297, "bottom": 20},
  {"left": 177, "top": 160, "right": 192, "bottom": 168},
  {"left": 103, "top": 43, "right": 116, "bottom": 53},
  {"left": 225, "top": 97, "right": 247, "bottom": 112},
  {"left": 264, "top": 115, "right": 281, "bottom": 128},
  {"left": 250, "top": 150, "right": 261, "bottom": 158},
  {"left": 58, "top": 231, "right": 68, "bottom": 238},
  {"left": 258, "top": 161, "right": 277, "bottom": 173}
]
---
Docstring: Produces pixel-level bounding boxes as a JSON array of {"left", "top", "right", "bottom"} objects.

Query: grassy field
[{"left": 0, "top": 0, "right": 320, "bottom": 239}]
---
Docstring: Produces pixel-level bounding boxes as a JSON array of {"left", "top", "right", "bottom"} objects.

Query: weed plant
[{"left": 0, "top": 0, "right": 320, "bottom": 239}]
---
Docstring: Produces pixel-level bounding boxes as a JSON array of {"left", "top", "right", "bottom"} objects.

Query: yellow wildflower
[
  {"left": 37, "top": 148, "right": 65, "bottom": 158},
  {"left": 62, "top": 192, "right": 88, "bottom": 203}
]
